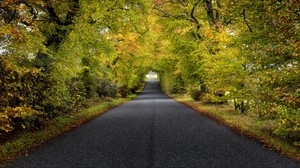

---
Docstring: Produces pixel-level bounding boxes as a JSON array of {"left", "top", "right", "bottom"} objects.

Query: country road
[{"left": 4, "top": 80, "right": 300, "bottom": 168}]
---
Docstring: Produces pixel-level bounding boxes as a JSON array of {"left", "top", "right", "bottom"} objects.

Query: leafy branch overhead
[{"left": 0, "top": 0, "right": 300, "bottom": 147}]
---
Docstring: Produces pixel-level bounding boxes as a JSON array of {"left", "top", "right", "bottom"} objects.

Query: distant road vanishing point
[{"left": 4, "top": 79, "right": 300, "bottom": 168}]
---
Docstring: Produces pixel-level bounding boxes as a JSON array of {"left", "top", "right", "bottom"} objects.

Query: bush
[
  {"left": 0, "top": 57, "right": 53, "bottom": 109},
  {"left": 67, "top": 77, "right": 86, "bottom": 108},
  {"left": 81, "top": 69, "right": 97, "bottom": 99},
  {"left": 273, "top": 106, "right": 300, "bottom": 143},
  {"left": 0, "top": 106, "right": 46, "bottom": 133},
  {"left": 189, "top": 89, "right": 202, "bottom": 101},
  {"left": 118, "top": 85, "right": 131, "bottom": 97},
  {"left": 160, "top": 73, "right": 185, "bottom": 94},
  {"left": 96, "top": 79, "right": 118, "bottom": 98},
  {"left": 130, "top": 81, "right": 145, "bottom": 94},
  {"left": 214, "top": 89, "right": 225, "bottom": 97},
  {"left": 201, "top": 93, "right": 227, "bottom": 104}
]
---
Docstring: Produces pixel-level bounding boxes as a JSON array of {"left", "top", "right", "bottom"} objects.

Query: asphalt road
[{"left": 5, "top": 80, "right": 300, "bottom": 168}]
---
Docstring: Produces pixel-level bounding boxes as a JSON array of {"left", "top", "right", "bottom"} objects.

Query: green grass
[
  {"left": 0, "top": 95, "right": 137, "bottom": 165},
  {"left": 170, "top": 93, "right": 300, "bottom": 161}
]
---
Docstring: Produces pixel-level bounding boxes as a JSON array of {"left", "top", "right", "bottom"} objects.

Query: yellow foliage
[
  {"left": 0, "top": 113, "right": 13, "bottom": 133},
  {"left": 201, "top": 25, "right": 214, "bottom": 39},
  {"left": 115, "top": 32, "right": 140, "bottom": 55},
  {"left": 0, "top": 106, "right": 45, "bottom": 133}
]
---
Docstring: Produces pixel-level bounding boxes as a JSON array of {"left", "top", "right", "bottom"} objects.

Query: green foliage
[
  {"left": 0, "top": 0, "right": 151, "bottom": 139},
  {"left": 0, "top": 0, "right": 299, "bottom": 147},
  {"left": 66, "top": 77, "right": 86, "bottom": 107},
  {"left": 201, "top": 93, "right": 227, "bottom": 105},
  {"left": 189, "top": 89, "right": 202, "bottom": 101},
  {"left": 0, "top": 56, "right": 53, "bottom": 108},
  {"left": 96, "top": 79, "right": 118, "bottom": 98},
  {"left": 153, "top": 0, "right": 300, "bottom": 144},
  {"left": 160, "top": 71, "right": 185, "bottom": 94},
  {"left": 118, "top": 85, "right": 131, "bottom": 98},
  {"left": 273, "top": 106, "right": 300, "bottom": 143}
]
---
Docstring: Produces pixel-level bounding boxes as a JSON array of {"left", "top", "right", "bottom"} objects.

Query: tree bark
[{"left": 204, "top": 0, "right": 215, "bottom": 27}]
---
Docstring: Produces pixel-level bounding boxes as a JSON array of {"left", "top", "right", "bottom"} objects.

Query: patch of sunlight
[{"left": 146, "top": 71, "right": 158, "bottom": 81}]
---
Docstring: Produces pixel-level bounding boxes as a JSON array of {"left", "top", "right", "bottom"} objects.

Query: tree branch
[
  {"left": 215, "top": 0, "right": 222, "bottom": 22},
  {"left": 106, "top": 0, "right": 119, "bottom": 12},
  {"left": 155, "top": 0, "right": 174, "bottom": 7},
  {"left": 46, "top": 4, "right": 65, "bottom": 25},
  {"left": 190, "top": 0, "right": 202, "bottom": 30},
  {"left": 177, "top": 0, "right": 188, "bottom": 7},
  {"left": 21, "top": 1, "right": 38, "bottom": 20},
  {"left": 153, "top": 6, "right": 193, "bottom": 22},
  {"left": 242, "top": 9, "right": 253, "bottom": 32},
  {"left": 154, "top": 0, "right": 202, "bottom": 39},
  {"left": 8, "top": 9, "right": 17, "bottom": 23},
  {"left": 45, "top": 0, "right": 79, "bottom": 26},
  {"left": 204, "top": 0, "right": 215, "bottom": 26},
  {"left": 65, "top": 0, "right": 79, "bottom": 23},
  {"left": 129, "top": 17, "right": 149, "bottom": 36}
]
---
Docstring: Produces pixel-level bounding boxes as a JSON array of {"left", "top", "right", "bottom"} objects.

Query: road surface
[{"left": 5, "top": 80, "right": 300, "bottom": 167}]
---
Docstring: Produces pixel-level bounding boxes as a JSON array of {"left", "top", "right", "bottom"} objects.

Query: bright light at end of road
[{"left": 146, "top": 71, "right": 158, "bottom": 81}]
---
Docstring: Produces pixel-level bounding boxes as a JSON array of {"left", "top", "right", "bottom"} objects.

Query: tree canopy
[{"left": 1, "top": 0, "right": 299, "bottom": 145}]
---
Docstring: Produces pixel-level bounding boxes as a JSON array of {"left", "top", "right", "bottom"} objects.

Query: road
[{"left": 5, "top": 80, "right": 300, "bottom": 167}]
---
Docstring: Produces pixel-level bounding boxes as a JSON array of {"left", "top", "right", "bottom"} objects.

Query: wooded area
[{"left": 0, "top": 0, "right": 299, "bottom": 146}]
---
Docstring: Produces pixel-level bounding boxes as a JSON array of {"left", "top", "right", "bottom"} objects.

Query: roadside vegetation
[
  {"left": 0, "top": 94, "right": 139, "bottom": 164},
  {"left": 1, "top": 0, "right": 149, "bottom": 164},
  {"left": 0, "top": 1, "right": 149, "bottom": 141},
  {"left": 169, "top": 94, "right": 300, "bottom": 160},
  {"left": 154, "top": 0, "right": 300, "bottom": 156},
  {"left": 0, "top": 0, "right": 299, "bottom": 163}
]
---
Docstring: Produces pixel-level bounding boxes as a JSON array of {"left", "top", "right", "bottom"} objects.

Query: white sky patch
[
  {"left": 28, "top": 53, "right": 36, "bottom": 60},
  {"left": 0, "top": 49, "right": 6, "bottom": 55},
  {"left": 0, "top": 41, "right": 9, "bottom": 55},
  {"left": 124, "top": 5, "right": 130, "bottom": 10},
  {"left": 146, "top": 71, "right": 158, "bottom": 80},
  {"left": 99, "top": 27, "right": 110, "bottom": 35}
]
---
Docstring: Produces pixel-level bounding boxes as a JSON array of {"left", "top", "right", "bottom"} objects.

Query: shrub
[
  {"left": 0, "top": 57, "right": 53, "bottom": 109},
  {"left": 119, "top": 85, "right": 130, "bottom": 97},
  {"left": 81, "top": 69, "right": 97, "bottom": 99},
  {"left": 0, "top": 106, "right": 46, "bottom": 133},
  {"left": 189, "top": 89, "right": 202, "bottom": 101},
  {"left": 96, "top": 79, "right": 118, "bottom": 98},
  {"left": 160, "top": 73, "right": 185, "bottom": 94},
  {"left": 273, "top": 106, "right": 300, "bottom": 143},
  {"left": 67, "top": 77, "right": 86, "bottom": 108},
  {"left": 214, "top": 89, "right": 225, "bottom": 97},
  {"left": 201, "top": 93, "right": 227, "bottom": 104},
  {"left": 0, "top": 113, "right": 13, "bottom": 133}
]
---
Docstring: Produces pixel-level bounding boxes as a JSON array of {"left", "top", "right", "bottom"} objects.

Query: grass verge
[
  {"left": 170, "top": 93, "right": 300, "bottom": 161},
  {"left": 0, "top": 94, "right": 137, "bottom": 165}
]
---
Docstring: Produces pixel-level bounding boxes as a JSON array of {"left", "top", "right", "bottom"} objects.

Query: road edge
[{"left": 0, "top": 94, "right": 138, "bottom": 165}]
